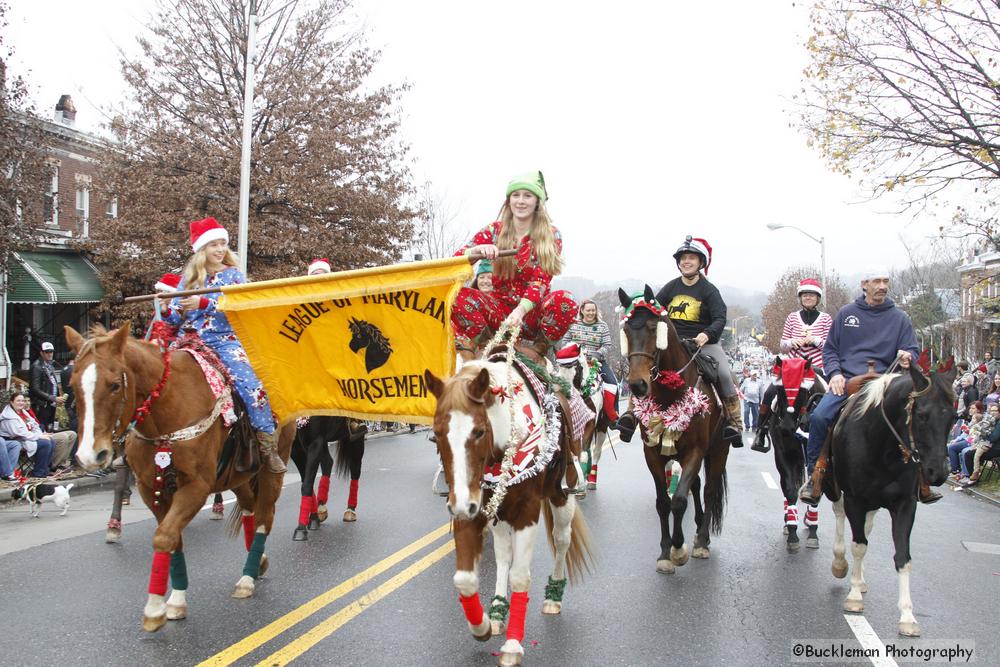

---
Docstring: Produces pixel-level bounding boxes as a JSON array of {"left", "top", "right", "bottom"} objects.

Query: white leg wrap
[{"left": 144, "top": 593, "right": 166, "bottom": 619}]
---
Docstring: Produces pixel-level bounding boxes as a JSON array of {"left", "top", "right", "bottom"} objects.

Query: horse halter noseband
[{"left": 879, "top": 366, "right": 933, "bottom": 465}]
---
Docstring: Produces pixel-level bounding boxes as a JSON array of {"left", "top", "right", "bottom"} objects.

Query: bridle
[{"left": 879, "top": 365, "right": 934, "bottom": 465}]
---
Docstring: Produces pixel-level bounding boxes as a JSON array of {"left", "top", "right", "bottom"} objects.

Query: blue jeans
[
  {"left": 29, "top": 438, "right": 53, "bottom": 477},
  {"left": 948, "top": 437, "right": 971, "bottom": 473},
  {"left": 806, "top": 391, "right": 849, "bottom": 472},
  {"left": 743, "top": 401, "right": 759, "bottom": 429},
  {"left": 0, "top": 438, "right": 21, "bottom": 477}
]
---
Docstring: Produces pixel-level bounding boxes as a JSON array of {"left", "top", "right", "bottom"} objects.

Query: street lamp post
[
  {"left": 766, "top": 223, "right": 826, "bottom": 304},
  {"left": 732, "top": 315, "right": 750, "bottom": 344}
]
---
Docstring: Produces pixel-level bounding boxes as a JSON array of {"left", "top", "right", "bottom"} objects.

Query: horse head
[
  {"left": 905, "top": 363, "right": 957, "bottom": 487},
  {"left": 65, "top": 323, "right": 134, "bottom": 471},
  {"left": 425, "top": 365, "right": 498, "bottom": 519},
  {"left": 618, "top": 285, "right": 675, "bottom": 398},
  {"left": 770, "top": 357, "right": 822, "bottom": 434}
]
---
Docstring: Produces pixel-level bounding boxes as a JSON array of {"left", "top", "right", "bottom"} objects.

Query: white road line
[
  {"left": 844, "top": 615, "right": 899, "bottom": 667},
  {"left": 761, "top": 471, "right": 779, "bottom": 490},
  {"left": 962, "top": 541, "right": 1000, "bottom": 555}
]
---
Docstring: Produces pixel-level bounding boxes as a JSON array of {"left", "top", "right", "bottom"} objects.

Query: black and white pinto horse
[
  {"left": 765, "top": 357, "right": 826, "bottom": 552},
  {"left": 824, "top": 362, "right": 955, "bottom": 637},
  {"left": 290, "top": 416, "right": 366, "bottom": 541}
]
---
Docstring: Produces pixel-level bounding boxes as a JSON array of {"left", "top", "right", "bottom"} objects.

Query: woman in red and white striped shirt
[{"left": 751, "top": 278, "right": 832, "bottom": 453}]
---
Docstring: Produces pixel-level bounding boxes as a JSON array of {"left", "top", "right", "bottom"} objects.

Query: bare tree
[
  {"left": 760, "top": 267, "right": 851, "bottom": 354},
  {"left": 414, "top": 183, "right": 472, "bottom": 259},
  {"left": 89, "top": 0, "right": 418, "bottom": 320},
  {"left": 797, "top": 1, "right": 1000, "bottom": 231}
]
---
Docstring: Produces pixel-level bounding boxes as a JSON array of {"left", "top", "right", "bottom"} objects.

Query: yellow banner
[{"left": 218, "top": 256, "right": 472, "bottom": 425}]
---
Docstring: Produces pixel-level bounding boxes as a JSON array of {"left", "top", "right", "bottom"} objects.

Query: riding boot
[
  {"left": 602, "top": 388, "right": 620, "bottom": 422},
  {"left": 615, "top": 411, "right": 637, "bottom": 442},
  {"left": 751, "top": 410, "right": 771, "bottom": 453},
  {"left": 256, "top": 430, "right": 287, "bottom": 474},
  {"left": 799, "top": 450, "right": 828, "bottom": 507},
  {"left": 722, "top": 396, "right": 744, "bottom": 447},
  {"left": 917, "top": 469, "right": 943, "bottom": 505}
]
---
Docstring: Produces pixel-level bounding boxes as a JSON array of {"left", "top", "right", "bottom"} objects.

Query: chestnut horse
[
  {"left": 425, "top": 360, "right": 592, "bottom": 667},
  {"left": 618, "top": 286, "right": 729, "bottom": 574},
  {"left": 65, "top": 324, "right": 294, "bottom": 632}
]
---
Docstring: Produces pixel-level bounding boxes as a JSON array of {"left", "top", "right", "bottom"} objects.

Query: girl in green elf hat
[{"left": 471, "top": 259, "right": 494, "bottom": 293}]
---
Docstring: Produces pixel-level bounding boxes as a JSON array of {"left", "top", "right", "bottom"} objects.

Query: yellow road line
[
  {"left": 255, "top": 540, "right": 456, "bottom": 667},
  {"left": 197, "top": 522, "right": 451, "bottom": 667}
]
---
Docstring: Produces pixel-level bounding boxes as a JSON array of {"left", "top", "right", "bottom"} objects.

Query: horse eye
[
  {"left": 110, "top": 382, "right": 121, "bottom": 392},
  {"left": 472, "top": 429, "right": 485, "bottom": 439}
]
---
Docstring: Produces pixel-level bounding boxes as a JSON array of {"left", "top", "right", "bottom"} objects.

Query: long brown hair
[
  {"left": 182, "top": 244, "right": 240, "bottom": 288},
  {"left": 493, "top": 198, "right": 562, "bottom": 280}
]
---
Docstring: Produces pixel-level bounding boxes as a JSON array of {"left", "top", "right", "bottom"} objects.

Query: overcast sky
[{"left": 5, "top": 0, "right": 949, "bottom": 293}]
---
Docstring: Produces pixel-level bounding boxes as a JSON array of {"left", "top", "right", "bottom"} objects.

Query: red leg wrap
[
  {"left": 506, "top": 591, "right": 529, "bottom": 642},
  {"left": 148, "top": 551, "right": 171, "bottom": 596},
  {"left": 785, "top": 506, "right": 799, "bottom": 526},
  {"left": 299, "top": 496, "right": 312, "bottom": 526},
  {"left": 242, "top": 515, "right": 255, "bottom": 551},
  {"left": 311, "top": 495, "right": 318, "bottom": 513},
  {"left": 317, "top": 475, "right": 331, "bottom": 505},
  {"left": 588, "top": 464, "right": 597, "bottom": 484},
  {"left": 347, "top": 479, "right": 359, "bottom": 509},
  {"left": 805, "top": 508, "right": 819, "bottom": 526},
  {"left": 459, "top": 593, "right": 485, "bottom": 626},
  {"left": 603, "top": 389, "right": 619, "bottom": 421}
]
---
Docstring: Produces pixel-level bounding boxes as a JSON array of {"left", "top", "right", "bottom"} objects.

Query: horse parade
[{"left": 1, "top": 1, "right": 998, "bottom": 666}]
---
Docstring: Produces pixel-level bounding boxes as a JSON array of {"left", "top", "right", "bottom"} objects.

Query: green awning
[{"left": 7, "top": 251, "right": 104, "bottom": 304}]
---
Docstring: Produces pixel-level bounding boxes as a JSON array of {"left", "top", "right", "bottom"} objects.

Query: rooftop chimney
[{"left": 55, "top": 95, "right": 76, "bottom": 125}]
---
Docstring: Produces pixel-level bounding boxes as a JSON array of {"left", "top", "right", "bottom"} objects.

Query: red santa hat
[
  {"left": 189, "top": 217, "right": 229, "bottom": 253},
  {"left": 797, "top": 278, "right": 823, "bottom": 298},
  {"left": 154, "top": 273, "right": 182, "bottom": 292},
  {"left": 308, "top": 258, "right": 332, "bottom": 275},
  {"left": 555, "top": 343, "right": 581, "bottom": 366}
]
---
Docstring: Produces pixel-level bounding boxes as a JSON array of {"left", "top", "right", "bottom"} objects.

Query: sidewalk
[
  {"left": 945, "top": 477, "right": 1000, "bottom": 508},
  {"left": 0, "top": 424, "right": 428, "bottom": 504}
]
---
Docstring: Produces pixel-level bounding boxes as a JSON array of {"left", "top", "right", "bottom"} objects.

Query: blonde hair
[
  {"left": 493, "top": 198, "right": 562, "bottom": 280},
  {"left": 182, "top": 245, "right": 240, "bottom": 288},
  {"left": 578, "top": 299, "right": 604, "bottom": 323}
]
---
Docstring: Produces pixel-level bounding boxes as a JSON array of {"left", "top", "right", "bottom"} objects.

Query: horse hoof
[
  {"left": 142, "top": 614, "right": 166, "bottom": 632},
  {"left": 317, "top": 506, "right": 328, "bottom": 522},
  {"left": 308, "top": 514, "right": 321, "bottom": 530},
  {"left": 656, "top": 559, "right": 676, "bottom": 574},
  {"left": 574, "top": 489, "right": 587, "bottom": 499},
  {"left": 499, "top": 650, "right": 524, "bottom": 666},
  {"left": 470, "top": 620, "right": 491, "bottom": 642},
  {"left": 232, "top": 576, "right": 255, "bottom": 599},
  {"left": 670, "top": 545, "right": 689, "bottom": 566},
  {"left": 787, "top": 540, "right": 801, "bottom": 554},
  {"left": 343, "top": 508, "right": 357, "bottom": 522},
  {"left": 898, "top": 621, "right": 921, "bottom": 637},
  {"left": 692, "top": 546, "right": 710, "bottom": 559},
  {"left": 587, "top": 482, "right": 597, "bottom": 490},
  {"left": 166, "top": 604, "right": 187, "bottom": 621},
  {"left": 210, "top": 511, "right": 224, "bottom": 521},
  {"left": 541, "top": 600, "right": 562, "bottom": 615},
  {"left": 782, "top": 525, "right": 788, "bottom": 535},
  {"left": 806, "top": 537, "right": 819, "bottom": 549},
  {"left": 831, "top": 560, "right": 848, "bottom": 579},
  {"left": 490, "top": 620, "right": 506, "bottom": 636},
  {"left": 105, "top": 528, "right": 121, "bottom": 544},
  {"left": 259, "top": 554, "right": 269, "bottom": 578},
  {"left": 293, "top": 526, "right": 308, "bottom": 541},
  {"left": 842, "top": 598, "right": 864, "bottom": 614}
]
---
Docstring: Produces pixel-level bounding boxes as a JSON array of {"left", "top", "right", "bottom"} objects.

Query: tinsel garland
[
  {"left": 580, "top": 361, "right": 601, "bottom": 398},
  {"left": 482, "top": 321, "right": 524, "bottom": 520},
  {"left": 544, "top": 576, "right": 568, "bottom": 602},
  {"left": 489, "top": 595, "right": 510, "bottom": 622},
  {"left": 515, "top": 352, "right": 571, "bottom": 396},
  {"left": 633, "top": 388, "right": 710, "bottom": 438}
]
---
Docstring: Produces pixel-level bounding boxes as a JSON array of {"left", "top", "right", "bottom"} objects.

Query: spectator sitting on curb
[
  {"left": 958, "top": 403, "right": 999, "bottom": 484},
  {"left": 0, "top": 392, "right": 54, "bottom": 478},
  {"left": 0, "top": 434, "right": 21, "bottom": 484},
  {"left": 949, "top": 401, "right": 984, "bottom": 481}
]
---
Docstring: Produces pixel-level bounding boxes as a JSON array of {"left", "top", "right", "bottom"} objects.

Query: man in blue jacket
[{"left": 799, "top": 271, "right": 940, "bottom": 504}]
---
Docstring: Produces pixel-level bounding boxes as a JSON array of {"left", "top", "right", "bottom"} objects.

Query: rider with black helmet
[{"left": 616, "top": 235, "right": 744, "bottom": 447}]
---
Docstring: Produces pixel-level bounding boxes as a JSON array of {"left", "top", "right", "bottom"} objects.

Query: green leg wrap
[
  {"left": 489, "top": 595, "right": 510, "bottom": 622},
  {"left": 544, "top": 576, "right": 567, "bottom": 602},
  {"left": 243, "top": 533, "right": 267, "bottom": 579},
  {"left": 170, "top": 551, "right": 189, "bottom": 591},
  {"left": 580, "top": 450, "right": 592, "bottom": 477}
]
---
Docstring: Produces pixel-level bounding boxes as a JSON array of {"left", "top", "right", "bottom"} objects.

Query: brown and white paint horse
[
  {"left": 426, "top": 361, "right": 592, "bottom": 666},
  {"left": 66, "top": 324, "right": 294, "bottom": 632}
]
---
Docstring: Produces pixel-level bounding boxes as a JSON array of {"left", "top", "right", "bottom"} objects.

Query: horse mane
[
  {"left": 435, "top": 362, "right": 502, "bottom": 414},
  {"left": 351, "top": 319, "right": 392, "bottom": 354},
  {"left": 851, "top": 373, "right": 900, "bottom": 418}
]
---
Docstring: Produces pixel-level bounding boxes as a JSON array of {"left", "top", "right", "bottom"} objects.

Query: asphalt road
[{"left": 0, "top": 429, "right": 996, "bottom": 667}]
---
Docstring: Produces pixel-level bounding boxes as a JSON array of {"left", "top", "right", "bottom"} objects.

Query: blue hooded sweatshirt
[{"left": 823, "top": 296, "right": 919, "bottom": 379}]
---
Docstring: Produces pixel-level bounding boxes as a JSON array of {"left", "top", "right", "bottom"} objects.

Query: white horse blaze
[
  {"left": 447, "top": 410, "right": 480, "bottom": 514},
  {"left": 77, "top": 363, "right": 99, "bottom": 467}
]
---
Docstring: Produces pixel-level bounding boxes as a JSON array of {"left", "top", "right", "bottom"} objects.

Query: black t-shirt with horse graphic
[{"left": 656, "top": 276, "right": 727, "bottom": 344}]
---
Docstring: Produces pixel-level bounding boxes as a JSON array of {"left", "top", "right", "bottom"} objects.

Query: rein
[{"left": 878, "top": 361, "right": 933, "bottom": 464}]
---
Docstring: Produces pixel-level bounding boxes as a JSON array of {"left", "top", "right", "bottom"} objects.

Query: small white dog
[{"left": 12, "top": 482, "right": 74, "bottom": 517}]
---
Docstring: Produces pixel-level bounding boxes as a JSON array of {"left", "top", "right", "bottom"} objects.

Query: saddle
[{"left": 845, "top": 360, "right": 881, "bottom": 397}]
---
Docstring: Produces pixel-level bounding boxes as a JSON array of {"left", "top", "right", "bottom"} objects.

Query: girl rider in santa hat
[
  {"left": 157, "top": 218, "right": 286, "bottom": 474},
  {"left": 752, "top": 278, "right": 833, "bottom": 453},
  {"left": 560, "top": 299, "right": 621, "bottom": 425},
  {"left": 617, "top": 236, "right": 745, "bottom": 447},
  {"left": 452, "top": 171, "right": 577, "bottom": 356}
]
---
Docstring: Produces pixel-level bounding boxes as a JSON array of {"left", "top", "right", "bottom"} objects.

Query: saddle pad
[{"left": 179, "top": 348, "right": 237, "bottom": 427}]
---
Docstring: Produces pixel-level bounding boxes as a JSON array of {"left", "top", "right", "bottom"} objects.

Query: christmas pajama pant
[
  {"left": 205, "top": 336, "right": 276, "bottom": 434},
  {"left": 451, "top": 287, "right": 578, "bottom": 344}
]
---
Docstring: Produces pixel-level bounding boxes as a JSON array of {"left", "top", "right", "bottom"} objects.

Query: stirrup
[
  {"left": 724, "top": 425, "right": 743, "bottom": 447},
  {"left": 616, "top": 413, "right": 637, "bottom": 442},
  {"left": 750, "top": 431, "right": 770, "bottom": 453}
]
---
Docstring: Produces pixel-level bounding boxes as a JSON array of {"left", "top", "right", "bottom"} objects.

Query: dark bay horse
[
  {"left": 426, "top": 361, "right": 592, "bottom": 667},
  {"left": 65, "top": 324, "right": 294, "bottom": 632},
  {"left": 619, "top": 286, "right": 729, "bottom": 574},
  {"left": 825, "top": 362, "right": 955, "bottom": 637},
  {"left": 766, "top": 357, "right": 825, "bottom": 552},
  {"left": 290, "top": 416, "right": 366, "bottom": 540}
]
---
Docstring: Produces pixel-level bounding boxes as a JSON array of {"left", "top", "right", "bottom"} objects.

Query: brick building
[
  {"left": 2, "top": 95, "right": 107, "bottom": 384},
  {"left": 954, "top": 248, "right": 1000, "bottom": 362}
]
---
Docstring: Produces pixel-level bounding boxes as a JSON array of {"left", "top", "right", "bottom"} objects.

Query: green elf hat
[
  {"left": 505, "top": 170, "right": 548, "bottom": 202},
  {"left": 475, "top": 259, "right": 493, "bottom": 276}
]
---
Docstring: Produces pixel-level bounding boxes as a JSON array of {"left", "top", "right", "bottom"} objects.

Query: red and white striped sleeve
[
  {"left": 812, "top": 312, "right": 833, "bottom": 349},
  {"left": 780, "top": 312, "right": 800, "bottom": 353}
]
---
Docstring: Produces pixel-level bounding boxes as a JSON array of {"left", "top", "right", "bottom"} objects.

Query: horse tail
[
  {"left": 333, "top": 436, "right": 353, "bottom": 479},
  {"left": 225, "top": 499, "right": 243, "bottom": 539},
  {"left": 705, "top": 466, "right": 728, "bottom": 536},
  {"left": 541, "top": 500, "right": 594, "bottom": 584}
]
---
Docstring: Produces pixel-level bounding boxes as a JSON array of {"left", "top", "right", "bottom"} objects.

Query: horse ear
[
  {"left": 618, "top": 288, "right": 631, "bottom": 309},
  {"left": 110, "top": 322, "right": 131, "bottom": 356},
  {"left": 424, "top": 369, "right": 444, "bottom": 398},
  {"left": 643, "top": 284, "right": 655, "bottom": 302},
  {"left": 908, "top": 363, "right": 930, "bottom": 392},
  {"left": 471, "top": 368, "right": 491, "bottom": 398},
  {"left": 64, "top": 326, "right": 85, "bottom": 354}
]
